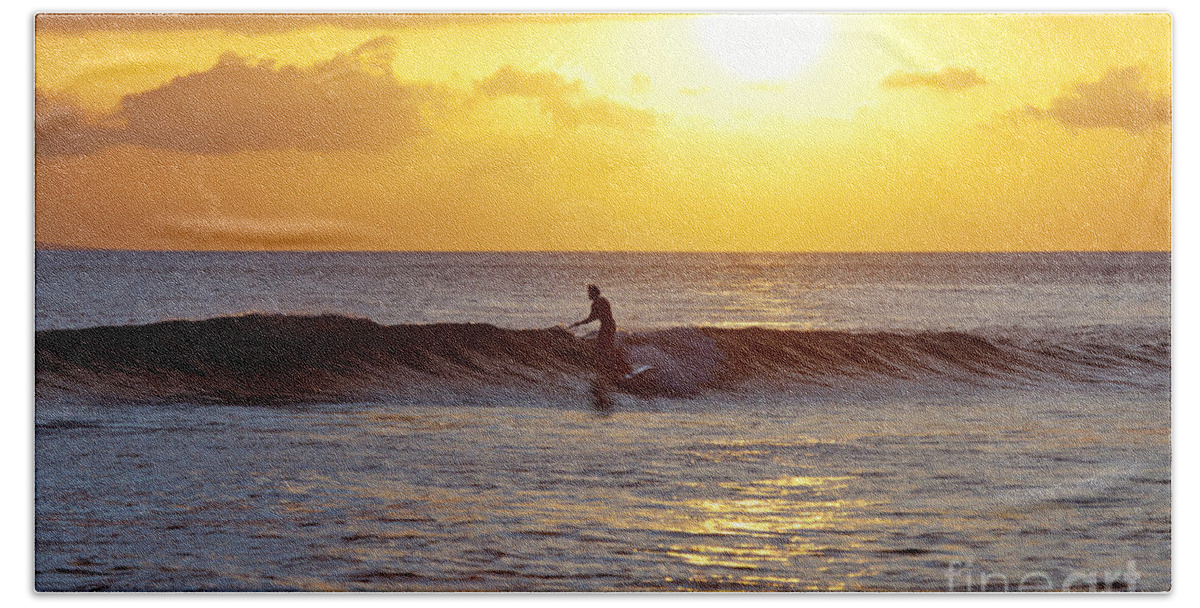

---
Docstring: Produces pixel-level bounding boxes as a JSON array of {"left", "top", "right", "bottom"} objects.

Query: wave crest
[{"left": 35, "top": 314, "right": 1169, "bottom": 405}]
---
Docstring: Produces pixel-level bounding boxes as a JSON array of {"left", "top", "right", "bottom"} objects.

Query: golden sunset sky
[{"left": 34, "top": 12, "right": 1171, "bottom": 251}]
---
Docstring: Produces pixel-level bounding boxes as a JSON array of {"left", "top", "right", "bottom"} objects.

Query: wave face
[{"left": 35, "top": 314, "right": 1170, "bottom": 406}]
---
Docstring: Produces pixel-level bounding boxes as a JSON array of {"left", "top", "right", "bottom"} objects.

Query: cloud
[
  {"left": 631, "top": 73, "right": 651, "bottom": 95},
  {"left": 36, "top": 36, "right": 427, "bottom": 155},
  {"left": 1024, "top": 67, "right": 1170, "bottom": 132},
  {"left": 158, "top": 216, "right": 365, "bottom": 249},
  {"left": 35, "top": 13, "right": 636, "bottom": 34},
  {"left": 34, "top": 91, "right": 119, "bottom": 156},
  {"left": 882, "top": 66, "right": 987, "bottom": 91},
  {"left": 475, "top": 65, "right": 655, "bottom": 131}
]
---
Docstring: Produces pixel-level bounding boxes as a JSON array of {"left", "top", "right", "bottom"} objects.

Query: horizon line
[{"left": 33, "top": 245, "right": 1173, "bottom": 255}]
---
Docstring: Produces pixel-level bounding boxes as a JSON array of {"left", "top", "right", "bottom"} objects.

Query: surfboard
[{"left": 624, "top": 364, "right": 654, "bottom": 380}]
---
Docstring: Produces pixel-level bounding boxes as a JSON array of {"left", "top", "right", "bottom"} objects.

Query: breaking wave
[{"left": 35, "top": 314, "right": 1170, "bottom": 405}]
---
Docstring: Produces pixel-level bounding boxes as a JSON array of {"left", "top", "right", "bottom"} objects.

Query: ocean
[{"left": 34, "top": 251, "right": 1170, "bottom": 591}]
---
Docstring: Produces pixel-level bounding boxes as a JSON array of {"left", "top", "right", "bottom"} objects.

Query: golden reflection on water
[
  {"left": 330, "top": 430, "right": 885, "bottom": 590},
  {"left": 654, "top": 473, "right": 882, "bottom": 584},
  {"left": 666, "top": 539, "right": 826, "bottom": 569},
  {"left": 683, "top": 497, "right": 869, "bottom": 535}
]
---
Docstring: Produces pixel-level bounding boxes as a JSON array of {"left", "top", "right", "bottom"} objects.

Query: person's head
[{"left": 587, "top": 284, "right": 600, "bottom": 300}]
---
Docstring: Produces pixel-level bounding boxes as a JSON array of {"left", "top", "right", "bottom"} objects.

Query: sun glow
[
  {"left": 35, "top": 14, "right": 1172, "bottom": 252},
  {"left": 694, "top": 14, "right": 834, "bottom": 82}
]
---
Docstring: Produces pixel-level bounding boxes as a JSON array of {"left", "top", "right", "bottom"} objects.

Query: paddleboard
[{"left": 624, "top": 364, "right": 654, "bottom": 380}]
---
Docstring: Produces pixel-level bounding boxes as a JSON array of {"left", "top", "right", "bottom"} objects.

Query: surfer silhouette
[{"left": 570, "top": 284, "right": 631, "bottom": 377}]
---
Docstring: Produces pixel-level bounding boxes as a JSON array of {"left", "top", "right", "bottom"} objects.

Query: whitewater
[{"left": 35, "top": 251, "right": 1170, "bottom": 591}]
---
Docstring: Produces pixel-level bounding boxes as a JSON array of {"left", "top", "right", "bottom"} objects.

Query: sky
[{"left": 33, "top": 12, "right": 1171, "bottom": 251}]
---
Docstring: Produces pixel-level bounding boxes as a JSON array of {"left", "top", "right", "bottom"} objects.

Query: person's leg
[{"left": 600, "top": 330, "right": 631, "bottom": 376}]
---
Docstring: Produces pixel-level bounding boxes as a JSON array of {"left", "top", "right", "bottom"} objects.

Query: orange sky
[{"left": 34, "top": 13, "right": 1171, "bottom": 251}]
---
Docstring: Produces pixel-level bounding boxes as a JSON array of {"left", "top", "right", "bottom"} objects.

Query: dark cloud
[
  {"left": 34, "top": 91, "right": 119, "bottom": 156},
  {"left": 36, "top": 46, "right": 656, "bottom": 157},
  {"left": 1024, "top": 67, "right": 1170, "bottom": 132},
  {"left": 475, "top": 65, "right": 655, "bottom": 131},
  {"left": 36, "top": 37, "right": 427, "bottom": 155},
  {"left": 882, "top": 66, "right": 986, "bottom": 91}
]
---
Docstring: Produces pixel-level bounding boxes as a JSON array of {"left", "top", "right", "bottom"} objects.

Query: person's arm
[{"left": 570, "top": 301, "right": 601, "bottom": 327}]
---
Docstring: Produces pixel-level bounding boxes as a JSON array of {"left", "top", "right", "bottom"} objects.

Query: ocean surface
[{"left": 35, "top": 251, "right": 1170, "bottom": 591}]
